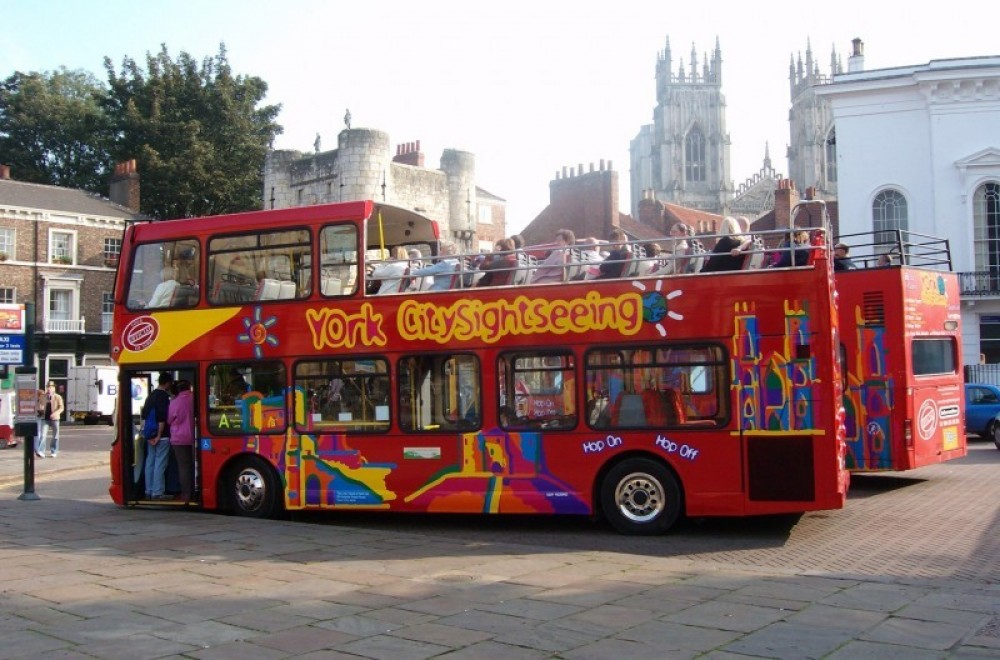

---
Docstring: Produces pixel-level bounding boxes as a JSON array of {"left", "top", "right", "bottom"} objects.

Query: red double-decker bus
[
  {"left": 833, "top": 230, "right": 965, "bottom": 471},
  {"left": 108, "top": 201, "right": 849, "bottom": 534}
]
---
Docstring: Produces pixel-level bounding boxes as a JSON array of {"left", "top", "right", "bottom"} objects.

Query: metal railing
[{"left": 958, "top": 271, "right": 1000, "bottom": 297}]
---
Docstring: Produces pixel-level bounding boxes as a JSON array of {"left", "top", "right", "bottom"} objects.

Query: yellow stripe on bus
[{"left": 118, "top": 308, "right": 243, "bottom": 364}]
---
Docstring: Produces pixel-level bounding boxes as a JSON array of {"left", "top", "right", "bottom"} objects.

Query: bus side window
[
  {"left": 399, "top": 354, "right": 481, "bottom": 432},
  {"left": 207, "top": 363, "right": 287, "bottom": 434},
  {"left": 320, "top": 225, "right": 359, "bottom": 296}
]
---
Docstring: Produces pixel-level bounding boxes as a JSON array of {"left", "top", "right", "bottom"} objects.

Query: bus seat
[
  {"left": 170, "top": 284, "right": 199, "bottom": 307},
  {"left": 277, "top": 280, "right": 296, "bottom": 299},
  {"left": 321, "top": 270, "right": 343, "bottom": 296},
  {"left": 612, "top": 393, "right": 646, "bottom": 426},
  {"left": 662, "top": 389, "right": 686, "bottom": 425},
  {"left": 513, "top": 252, "right": 533, "bottom": 285},
  {"left": 257, "top": 278, "right": 281, "bottom": 300},
  {"left": 688, "top": 240, "right": 706, "bottom": 273},
  {"left": 566, "top": 249, "right": 583, "bottom": 281}
]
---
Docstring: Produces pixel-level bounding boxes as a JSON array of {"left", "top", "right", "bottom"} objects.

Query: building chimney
[
  {"left": 0, "top": 164, "right": 10, "bottom": 180},
  {"left": 109, "top": 159, "right": 140, "bottom": 213},
  {"left": 848, "top": 38, "right": 865, "bottom": 73},
  {"left": 773, "top": 179, "right": 801, "bottom": 229},
  {"left": 392, "top": 140, "right": 425, "bottom": 167}
]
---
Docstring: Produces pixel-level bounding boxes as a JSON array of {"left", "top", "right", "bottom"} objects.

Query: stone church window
[
  {"left": 825, "top": 129, "right": 837, "bottom": 184},
  {"left": 685, "top": 128, "right": 706, "bottom": 182},
  {"left": 872, "top": 189, "right": 908, "bottom": 248},
  {"left": 973, "top": 182, "right": 1000, "bottom": 286}
]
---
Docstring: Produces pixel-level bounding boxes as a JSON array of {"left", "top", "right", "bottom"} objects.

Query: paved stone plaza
[{"left": 0, "top": 430, "right": 998, "bottom": 658}]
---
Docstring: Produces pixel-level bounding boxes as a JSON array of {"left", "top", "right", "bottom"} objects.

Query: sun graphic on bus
[
  {"left": 237, "top": 306, "right": 280, "bottom": 358},
  {"left": 632, "top": 280, "right": 683, "bottom": 336}
]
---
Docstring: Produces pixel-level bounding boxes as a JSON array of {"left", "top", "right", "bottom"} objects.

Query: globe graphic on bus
[{"left": 642, "top": 291, "right": 668, "bottom": 323}]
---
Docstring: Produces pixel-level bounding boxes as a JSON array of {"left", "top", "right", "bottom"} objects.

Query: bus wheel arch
[
  {"left": 596, "top": 453, "right": 684, "bottom": 535},
  {"left": 221, "top": 454, "right": 284, "bottom": 519}
]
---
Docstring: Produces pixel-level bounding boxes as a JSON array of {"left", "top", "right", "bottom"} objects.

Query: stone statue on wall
[{"left": 344, "top": 109, "right": 352, "bottom": 130}]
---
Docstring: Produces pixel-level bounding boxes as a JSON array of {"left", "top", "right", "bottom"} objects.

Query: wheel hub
[{"left": 616, "top": 472, "right": 665, "bottom": 523}]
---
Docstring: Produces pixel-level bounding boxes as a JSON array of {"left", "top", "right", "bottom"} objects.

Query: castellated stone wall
[{"left": 263, "top": 129, "right": 479, "bottom": 241}]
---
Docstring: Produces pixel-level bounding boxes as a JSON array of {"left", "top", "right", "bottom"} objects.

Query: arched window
[
  {"left": 872, "top": 189, "right": 908, "bottom": 248},
  {"left": 824, "top": 128, "right": 837, "bottom": 184},
  {"left": 685, "top": 128, "right": 706, "bottom": 183},
  {"left": 973, "top": 182, "right": 1000, "bottom": 278}
]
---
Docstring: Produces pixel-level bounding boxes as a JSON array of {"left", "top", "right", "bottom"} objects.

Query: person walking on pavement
[
  {"left": 142, "top": 372, "right": 174, "bottom": 500},
  {"left": 37, "top": 382, "right": 64, "bottom": 458},
  {"left": 167, "top": 379, "right": 195, "bottom": 504}
]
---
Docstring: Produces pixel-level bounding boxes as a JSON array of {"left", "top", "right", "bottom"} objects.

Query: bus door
[
  {"left": 909, "top": 383, "right": 963, "bottom": 468},
  {"left": 114, "top": 367, "right": 198, "bottom": 504}
]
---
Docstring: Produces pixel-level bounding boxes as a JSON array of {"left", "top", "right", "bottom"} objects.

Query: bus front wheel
[
  {"left": 228, "top": 457, "right": 282, "bottom": 519},
  {"left": 600, "top": 458, "right": 681, "bottom": 535}
]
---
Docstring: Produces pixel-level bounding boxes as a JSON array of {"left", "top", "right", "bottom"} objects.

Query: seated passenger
[
  {"left": 147, "top": 266, "right": 179, "bottom": 308},
  {"left": 532, "top": 229, "right": 576, "bottom": 284},
  {"left": 597, "top": 228, "right": 631, "bottom": 279},
  {"left": 833, "top": 243, "right": 857, "bottom": 271},
  {"left": 407, "top": 241, "right": 460, "bottom": 290},
  {"left": 702, "top": 216, "right": 751, "bottom": 273},
  {"left": 770, "top": 229, "right": 811, "bottom": 268},
  {"left": 369, "top": 246, "right": 410, "bottom": 294},
  {"left": 476, "top": 238, "right": 517, "bottom": 287}
]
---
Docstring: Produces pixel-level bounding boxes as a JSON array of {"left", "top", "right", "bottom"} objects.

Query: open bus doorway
[{"left": 114, "top": 366, "right": 198, "bottom": 507}]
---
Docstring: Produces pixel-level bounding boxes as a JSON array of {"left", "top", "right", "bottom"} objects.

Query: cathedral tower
[
  {"left": 630, "top": 37, "right": 733, "bottom": 216},
  {"left": 787, "top": 39, "right": 841, "bottom": 200}
]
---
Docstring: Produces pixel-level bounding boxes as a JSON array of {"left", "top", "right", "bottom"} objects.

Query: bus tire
[
  {"left": 600, "top": 458, "right": 681, "bottom": 535},
  {"left": 228, "top": 456, "right": 283, "bottom": 519}
]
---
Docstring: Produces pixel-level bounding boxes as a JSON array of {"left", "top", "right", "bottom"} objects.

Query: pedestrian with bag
[{"left": 141, "top": 372, "right": 174, "bottom": 500}]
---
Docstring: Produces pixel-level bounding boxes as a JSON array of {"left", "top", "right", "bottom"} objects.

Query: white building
[{"left": 815, "top": 53, "right": 1000, "bottom": 365}]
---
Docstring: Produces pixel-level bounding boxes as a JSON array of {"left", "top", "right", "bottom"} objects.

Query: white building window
[
  {"left": 872, "top": 189, "right": 908, "bottom": 247},
  {"left": 50, "top": 230, "right": 77, "bottom": 265},
  {"left": 0, "top": 228, "right": 14, "bottom": 261},
  {"left": 102, "top": 291, "right": 115, "bottom": 333},
  {"left": 0, "top": 287, "right": 14, "bottom": 304},
  {"left": 49, "top": 289, "right": 72, "bottom": 321},
  {"left": 478, "top": 205, "right": 493, "bottom": 224},
  {"left": 104, "top": 237, "right": 122, "bottom": 261},
  {"left": 973, "top": 182, "right": 1000, "bottom": 277}
]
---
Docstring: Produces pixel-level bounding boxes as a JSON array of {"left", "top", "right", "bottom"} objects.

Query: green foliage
[
  {"left": 0, "top": 68, "right": 112, "bottom": 192},
  {"left": 104, "top": 44, "right": 283, "bottom": 219}
]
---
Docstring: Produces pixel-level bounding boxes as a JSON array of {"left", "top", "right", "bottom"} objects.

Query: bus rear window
[{"left": 911, "top": 338, "right": 957, "bottom": 376}]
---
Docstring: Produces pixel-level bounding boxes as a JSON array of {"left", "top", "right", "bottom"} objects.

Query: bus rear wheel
[
  {"left": 601, "top": 458, "right": 681, "bottom": 535},
  {"left": 228, "top": 457, "right": 282, "bottom": 519}
]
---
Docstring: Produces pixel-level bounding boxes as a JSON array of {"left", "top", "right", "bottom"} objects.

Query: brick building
[{"left": 0, "top": 162, "right": 143, "bottom": 403}]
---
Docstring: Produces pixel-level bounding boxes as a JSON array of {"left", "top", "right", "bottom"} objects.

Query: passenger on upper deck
[
  {"left": 771, "top": 229, "right": 812, "bottom": 268},
  {"left": 407, "top": 241, "right": 460, "bottom": 290},
  {"left": 833, "top": 243, "right": 857, "bottom": 271},
  {"left": 147, "top": 266, "right": 179, "bottom": 308},
  {"left": 664, "top": 222, "right": 694, "bottom": 274},
  {"left": 597, "top": 228, "right": 631, "bottom": 279},
  {"left": 476, "top": 238, "right": 518, "bottom": 287},
  {"left": 368, "top": 246, "right": 410, "bottom": 294},
  {"left": 702, "top": 216, "right": 750, "bottom": 272},
  {"left": 532, "top": 229, "right": 576, "bottom": 284}
]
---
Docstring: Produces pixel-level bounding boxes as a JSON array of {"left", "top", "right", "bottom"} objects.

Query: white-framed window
[
  {"left": 973, "top": 181, "right": 1000, "bottom": 277},
  {"left": 101, "top": 291, "right": 114, "bottom": 333},
  {"left": 103, "top": 237, "right": 122, "bottom": 261},
  {"left": 49, "top": 230, "right": 77, "bottom": 265},
  {"left": 478, "top": 205, "right": 493, "bottom": 224},
  {"left": 0, "top": 287, "right": 14, "bottom": 304},
  {"left": 49, "top": 289, "right": 72, "bottom": 321},
  {"left": 0, "top": 227, "right": 14, "bottom": 261},
  {"left": 872, "top": 188, "right": 908, "bottom": 246}
]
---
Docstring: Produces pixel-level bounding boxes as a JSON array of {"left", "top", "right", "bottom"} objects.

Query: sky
[{"left": 4, "top": 1, "right": 998, "bottom": 232}]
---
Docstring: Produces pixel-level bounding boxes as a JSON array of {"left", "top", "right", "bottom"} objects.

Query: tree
[
  {"left": 104, "top": 44, "right": 282, "bottom": 219},
  {"left": 0, "top": 68, "right": 112, "bottom": 192}
]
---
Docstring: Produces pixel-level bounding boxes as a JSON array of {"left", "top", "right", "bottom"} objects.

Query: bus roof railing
[{"left": 834, "top": 229, "right": 952, "bottom": 270}]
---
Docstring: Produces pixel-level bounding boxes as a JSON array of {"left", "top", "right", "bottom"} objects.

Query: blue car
[{"left": 964, "top": 383, "right": 1000, "bottom": 438}]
